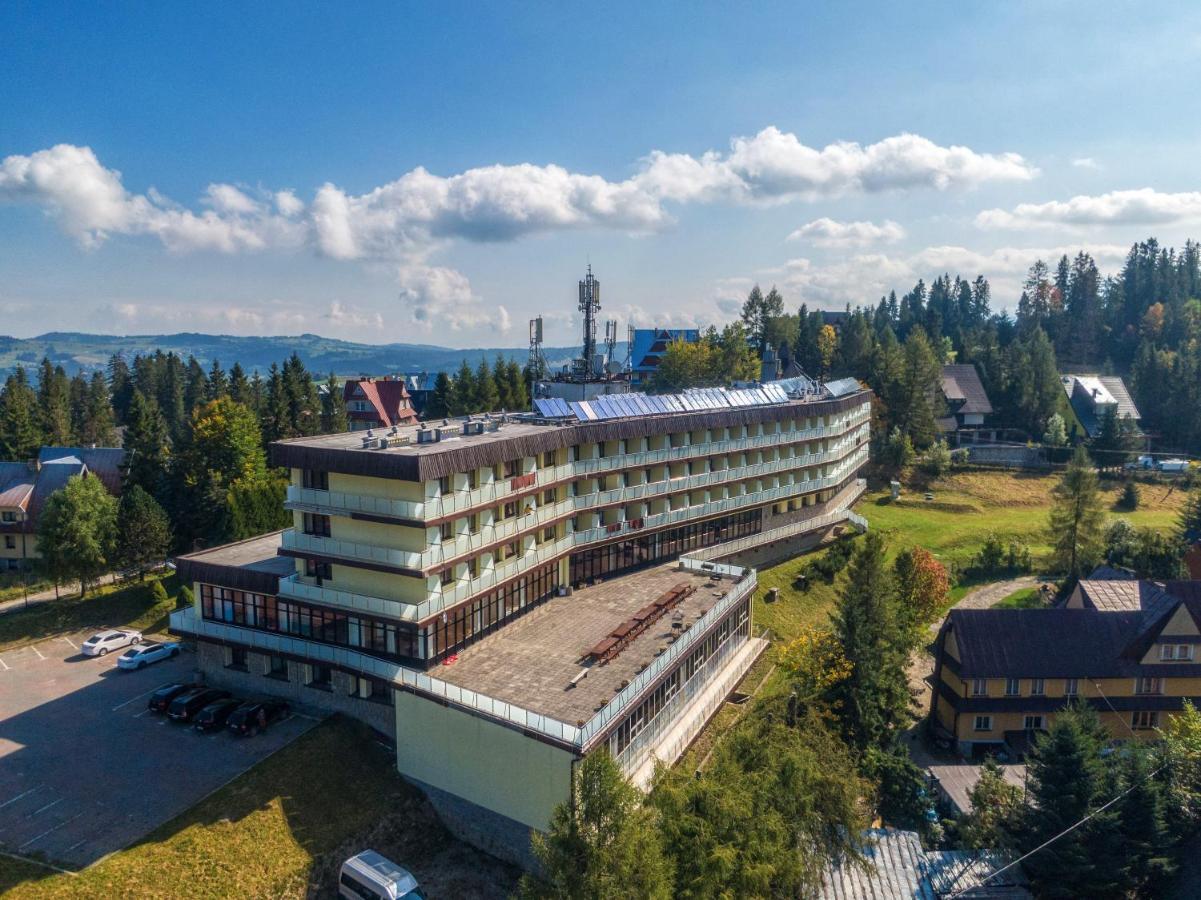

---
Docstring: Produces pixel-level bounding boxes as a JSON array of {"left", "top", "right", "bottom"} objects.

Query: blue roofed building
[{"left": 629, "top": 328, "right": 700, "bottom": 388}]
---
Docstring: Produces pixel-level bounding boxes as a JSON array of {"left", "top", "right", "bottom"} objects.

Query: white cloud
[
  {"left": 325, "top": 300, "right": 384, "bottom": 329},
  {"left": 0, "top": 131, "right": 1036, "bottom": 332},
  {"left": 976, "top": 188, "right": 1201, "bottom": 230},
  {"left": 1071, "top": 157, "right": 1101, "bottom": 170},
  {"left": 787, "top": 217, "right": 906, "bottom": 247}
]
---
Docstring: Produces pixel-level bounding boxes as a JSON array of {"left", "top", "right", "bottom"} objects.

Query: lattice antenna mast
[
  {"left": 528, "top": 316, "right": 546, "bottom": 380},
  {"left": 578, "top": 264, "right": 601, "bottom": 377},
  {"left": 604, "top": 319, "right": 618, "bottom": 370}
]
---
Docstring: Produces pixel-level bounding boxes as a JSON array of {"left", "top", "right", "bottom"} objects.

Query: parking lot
[{"left": 0, "top": 633, "right": 315, "bottom": 868}]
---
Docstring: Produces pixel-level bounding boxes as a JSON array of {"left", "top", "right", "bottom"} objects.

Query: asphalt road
[{"left": 0, "top": 632, "right": 315, "bottom": 868}]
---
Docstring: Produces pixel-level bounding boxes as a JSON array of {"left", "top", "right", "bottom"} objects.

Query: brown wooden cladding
[
  {"left": 270, "top": 391, "right": 872, "bottom": 483},
  {"left": 175, "top": 557, "right": 289, "bottom": 595}
]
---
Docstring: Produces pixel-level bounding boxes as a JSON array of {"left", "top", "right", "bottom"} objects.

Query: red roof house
[{"left": 343, "top": 377, "right": 419, "bottom": 431}]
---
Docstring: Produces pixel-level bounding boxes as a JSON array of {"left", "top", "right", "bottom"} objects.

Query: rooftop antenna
[
  {"left": 578, "top": 264, "right": 601, "bottom": 378},
  {"left": 625, "top": 322, "right": 635, "bottom": 373},
  {"left": 528, "top": 316, "right": 547, "bottom": 381},
  {"left": 604, "top": 319, "right": 618, "bottom": 372}
]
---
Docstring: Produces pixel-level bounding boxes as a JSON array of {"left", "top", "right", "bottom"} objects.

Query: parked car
[
  {"left": 193, "top": 697, "right": 243, "bottom": 733},
  {"left": 148, "top": 682, "right": 197, "bottom": 713},
  {"left": 339, "top": 851, "right": 425, "bottom": 900},
  {"left": 166, "top": 687, "right": 231, "bottom": 722},
  {"left": 81, "top": 629, "right": 142, "bottom": 657},
  {"left": 116, "top": 640, "right": 181, "bottom": 670},
  {"left": 227, "top": 699, "right": 290, "bottom": 736}
]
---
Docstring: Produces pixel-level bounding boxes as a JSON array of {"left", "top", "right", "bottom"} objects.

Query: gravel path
[{"left": 954, "top": 575, "right": 1042, "bottom": 611}]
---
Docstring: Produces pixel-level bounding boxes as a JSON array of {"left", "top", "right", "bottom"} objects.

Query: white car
[
  {"left": 81, "top": 629, "right": 142, "bottom": 657},
  {"left": 116, "top": 640, "right": 180, "bottom": 670}
]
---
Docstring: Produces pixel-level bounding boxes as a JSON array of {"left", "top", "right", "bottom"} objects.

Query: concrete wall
[
  {"left": 194, "top": 640, "right": 395, "bottom": 737},
  {"left": 393, "top": 691, "right": 575, "bottom": 835}
]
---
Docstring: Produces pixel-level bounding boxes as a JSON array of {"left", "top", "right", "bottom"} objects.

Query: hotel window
[
  {"left": 971, "top": 678, "right": 988, "bottom": 697},
  {"left": 466, "top": 469, "right": 477, "bottom": 490},
  {"left": 1136, "top": 676, "right": 1164, "bottom": 695},
  {"left": 1024, "top": 715, "right": 1045, "bottom": 731},
  {"left": 503, "top": 501, "right": 518, "bottom": 519},
  {"left": 304, "top": 559, "right": 332, "bottom": 581},
  {"left": 1161, "top": 643, "right": 1194, "bottom": 661},
  {"left": 541, "top": 451, "right": 555, "bottom": 468},
  {"left": 307, "top": 664, "right": 332, "bottom": 690},
  {"left": 4, "top": 536, "right": 13, "bottom": 550},
  {"left": 504, "top": 459, "right": 520, "bottom": 478},
  {"left": 301, "top": 469, "right": 328, "bottom": 490},
  {"left": 1005, "top": 677, "right": 1020, "bottom": 696},
  {"left": 468, "top": 513, "right": 479, "bottom": 532},
  {"left": 973, "top": 715, "right": 992, "bottom": 732},
  {"left": 541, "top": 526, "right": 554, "bottom": 543},
  {"left": 363, "top": 677, "right": 394, "bottom": 705},
  {"left": 227, "top": 647, "right": 248, "bottom": 671},
  {"left": 267, "top": 655, "right": 288, "bottom": 680},
  {"left": 302, "top": 513, "right": 331, "bottom": 537},
  {"left": 1030, "top": 678, "right": 1045, "bottom": 696},
  {"left": 439, "top": 522, "right": 453, "bottom": 542},
  {"left": 542, "top": 489, "right": 556, "bottom": 505},
  {"left": 1064, "top": 678, "right": 1079, "bottom": 697},
  {"left": 438, "top": 476, "right": 451, "bottom": 495},
  {"left": 438, "top": 567, "right": 453, "bottom": 586},
  {"left": 468, "top": 557, "right": 480, "bottom": 579},
  {"left": 1132, "top": 711, "right": 1159, "bottom": 730}
]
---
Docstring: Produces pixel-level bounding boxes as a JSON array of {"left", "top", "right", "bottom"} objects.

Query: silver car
[
  {"left": 116, "top": 640, "right": 180, "bottom": 670},
  {"left": 81, "top": 629, "right": 142, "bottom": 657}
]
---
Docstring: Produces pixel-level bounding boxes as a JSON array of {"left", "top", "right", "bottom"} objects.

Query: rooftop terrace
[{"left": 436, "top": 562, "right": 742, "bottom": 725}]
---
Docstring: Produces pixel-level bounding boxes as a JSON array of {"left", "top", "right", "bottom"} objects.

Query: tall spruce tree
[
  {"left": 228, "top": 362, "right": 252, "bottom": 408},
  {"left": 37, "top": 358, "right": 72, "bottom": 446},
  {"left": 207, "top": 358, "right": 229, "bottom": 400},
  {"left": 0, "top": 367, "right": 42, "bottom": 460},
  {"left": 122, "top": 389, "right": 171, "bottom": 497},
  {"left": 322, "top": 372, "right": 349, "bottom": 433},
  {"left": 116, "top": 484, "right": 172, "bottom": 574},
  {"left": 1048, "top": 445, "right": 1106, "bottom": 578},
  {"left": 427, "top": 372, "right": 452, "bottom": 418},
  {"left": 449, "top": 359, "right": 475, "bottom": 416},
  {"left": 473, "top": 358, "right": 500, "bottom": 413},
  {"left": 107, "top": 352, "right": 135, "bottom": 425},
  {"left": 81, "top": 371, "right": 117, "bottom": 446}
]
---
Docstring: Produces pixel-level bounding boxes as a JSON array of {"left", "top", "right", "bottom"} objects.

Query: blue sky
[{"left": 3, "top": 2, "right": 1201, "bottom": 346}]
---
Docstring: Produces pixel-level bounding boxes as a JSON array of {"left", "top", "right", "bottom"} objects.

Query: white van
[{"left": 338, "top": 851, "right": 426, "bottom": 900}]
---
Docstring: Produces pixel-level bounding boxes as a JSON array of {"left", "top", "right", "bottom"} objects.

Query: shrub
[
  {"left": 919, "top": 440, "right": 952, "bottom": 477},
  {"left": 884, "top": 427, "right": 915, "bottom": 473},
  {"left": 968, "top": 533, "right": 1033, "bottom": 579},
  {"left": 1119, "top": 480, "right": 1141, "bottom": 511}
]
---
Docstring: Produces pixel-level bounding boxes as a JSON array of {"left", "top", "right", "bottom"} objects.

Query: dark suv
[
  {"left": 166, "top": 687, "right": 231, "bottom": 722},
  {"left": 148, "top": 682, "right": 198, "bottom": 714},
  {"left": 193, "top": 697, "right": 243, "bottom": 733},
  {"left": 228, "top": 700, "right": 290, "bottom": 736}
]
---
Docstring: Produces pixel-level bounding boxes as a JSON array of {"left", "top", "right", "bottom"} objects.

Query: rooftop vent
[
  {"left": 437, "top": 425, "right": 458, "bottom": 441},
  {"left": 462, "top": 419, "right": 484, "bottom": 436},
  {"left": 416, "top": 427, "right": 439, "bottom": 445},
  {"left": 487, "top": 418, "right": 502, "bottom": 432}
]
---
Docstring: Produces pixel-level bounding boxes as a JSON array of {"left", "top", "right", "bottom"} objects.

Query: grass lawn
[
  {"left": 0, "top": 574, "right": 55, "bottom": 604},
  {"left": 0, "top": 717, "right": 518, "bottom": 899},
  {"left": 0, "top": 574, "right": 179, "bottom": 652},
  {"left": 995, "top": 586, "right": 1048, "bottom": 609}
]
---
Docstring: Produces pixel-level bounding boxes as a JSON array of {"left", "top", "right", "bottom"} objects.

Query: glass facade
[
  {"left": 607, "top": 594, "right": 751, "bottom": 770},
  {"left": 570, "top": 509, "right": 761, "bottom": 585}
]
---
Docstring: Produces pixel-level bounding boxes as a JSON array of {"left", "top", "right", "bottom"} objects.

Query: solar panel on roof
[
  {"left": 556, "top": 398, "right": 573, "bottom": 416},
  {"left": 597, "top": 397, "right": 619, "bottom": 418},
  {"left": 589, "top": 397, "right": 610, "bottom": 419},
  {"left": 568, "top": 401, "right": 588, "bottom": 420},
  {"left": 648, "top": 395, "right": 668, "bottom": 413},
  {"left": 534, "top": 399, "right": 553, "bottom": 416},
  {"left": 579, "top": 401, "right": 599, "bottom": 420},
  {"left": 631, "top": 395, "right": 652, "bottom": 415},
  {"left": 617, "top": 395, "right": 638, "bottom": 417}
]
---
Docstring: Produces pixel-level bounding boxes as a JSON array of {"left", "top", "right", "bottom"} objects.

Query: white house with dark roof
[{"left": 1060, "top": 374, "right": 1142, "bottom": 439}]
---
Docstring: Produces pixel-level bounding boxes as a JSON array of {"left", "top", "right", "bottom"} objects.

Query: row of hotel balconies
[
  {"left": 284, "top": 422, "right": 869, "bottom": 573},
  {"left": 275, "top": 444, "right": 869, "bottom": 621},
  {"left": 284, "top": 403, "right": 871, "bottom": 523}
]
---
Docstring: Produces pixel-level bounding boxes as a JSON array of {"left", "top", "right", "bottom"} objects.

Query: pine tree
[
  {"left": 505, "top": 358, "right": 529, "bottom": 410},
  {"left": 521, "top": 751, "right": 674, "bottom": 900},
  {"left": 107, "top": 352, "right": 134, "bottom": 425},
  {"left": 1089, "top": 407, "right": 1136, "bottom": 470},
  {"left": 1117, "top": 745, "right": 1175, "bottom": 894},
  {"left": 67, "top": 371, "right": 88, "bottom": 443},
  {"left": 828, "top": 533, "right": 909, "bottom": 751},
  {"left": 961, "top": 757, "right": 1023, "bottom": 850},
  {"left": 494, "top": 354, "right": 513, "bottom": 410},
  {"left": 122, "top": 390, "right": 171, "bottom": 497},
  {"left": 449, "top": 359, "right": 475, "bottom": 416},
  {"left": 889, "top": 328, "right": 940, "bottom": 449},
  {"left": 1176, "top": 485, "right": 1201, "bottom": 544},
  {"left": 116, "top": 484, "right": 172, "bottom": 575},
  {"left": 427, "top": 372, "right": 452, "bottom": 418},
  {"left": 0, "top": 367, "right": 42, "bottom": 460},
  {"left": 37, "top": 358, "right": 72, "bottom": 446},
  {"left": 207, "top": 358, "right": 229, "bottom": 400},
  {"left": 322, "top": 372, "right": 349, "bottom": 433},
  {"left": 263, "top": 363, "right": 290, "bottom": 442},
  {"left": 473, "top": 358, "right": 499, "bottom": 413},
  {"left": 228, "top": 362, "right": 252, "bottom": 408},
  {"left": 1048, "top": 446, "right": 1106, "bottom": 578},
  {"left": 159, "top": 353, "right": 187, "bottom": 440},
  {"left": 1016, "top": 327, "right": 1061, "bottom": 435},
  {"left": 81, "top": 371, "right": 117, "bottom": 446},
  {"left": 183, "top": 355, "right": 209, "bottom": 416}
]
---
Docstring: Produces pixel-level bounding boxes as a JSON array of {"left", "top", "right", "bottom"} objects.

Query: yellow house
[{"left": 930, "top": 578, "right": 1201, "bottom": 756}]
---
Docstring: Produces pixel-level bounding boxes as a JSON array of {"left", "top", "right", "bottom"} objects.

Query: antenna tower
[
  {"left": 578, "top": 265, "right": 601, "bottom": 377},
  {"left": 528, "top": 317, "right": 546, "bottom": 380}
]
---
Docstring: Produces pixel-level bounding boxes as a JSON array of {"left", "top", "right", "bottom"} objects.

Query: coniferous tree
[
  {"left": 107, "top": 352, "right": 135, "bottom": 425},
  {"left": 37, "top": 358, "right": 72, "bottom": 446},
  {"left": 1089, "top": 408, "right": 1136, "bottom": 470},
  {"left": 1178, "top": 485, "right": 1201, "bottom": 545},
  {"left": 122, "top": 389, "right": 171, "bottom": 497},
  {"left": 427, "top": 372, "right": 452, "bottom": 418},
  {"left": 322, "top": 373, "right": 349, "bottom": 433},
  {"left": 159, "top": 353, "right": 187, "bottom": 440},
  {"left": 1048, "top": 446, "right": 1106, "bottom": 578},
  {"left": 522, "top": 751, "right": 673, "bottom": 900},
  {"left": 228, "top": 362, "right": 252, "bottom": 408},
  {"left": 505, "top": 358, "right": 529, "bottom": 410},
  {"left": 68, "top": 371, "right": 88, "bottom": 443},
  {"left": 207, "top": 358, "right": 229, "bottom": 400},
  {"left": 494, "top": 354, "right": 513, "bottom": 411},
  {"left": 0, "top": 367, "right": 42, "bottom": 460},
  {"left": 888, "top": 328, "right": 940, "bottom": 450},
  {"left": 828, "top": 532, "right": 909, "bottom": 751},
  {"left": 263, "top": 363, "right": 289, "bottom": 443},
  {"left": 473, "top": 358, "right": 499, "bottom": 413},
  {"left": 80, "top": 371, "right": 117, "bottom": 446},
  {"left": 449, "top": 359, "right": 475, "bottom": 416},
  {"left": 961, "top": 757, "right": 1023, "bottom": 850},
  {"left": 183, "top": 355, "right": 209, "bottom": 416}
]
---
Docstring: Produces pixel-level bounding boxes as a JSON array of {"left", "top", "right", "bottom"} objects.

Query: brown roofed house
[
  {"left": 344, "top": 376, "right": 420, "bottom": 431},
  {"left": 937, "top": 363, "right": 995, "bottom": 443}
]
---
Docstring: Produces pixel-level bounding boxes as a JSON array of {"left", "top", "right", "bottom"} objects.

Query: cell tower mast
[
  {"left": 578, "top": 265, "right": 601, "bottom": 378},
  {"left": 528, "top": 316, "right": 546, "bottom": 381}
]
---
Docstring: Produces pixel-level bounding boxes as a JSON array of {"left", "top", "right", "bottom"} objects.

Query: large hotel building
[{"left": 171, "top": 379, "right": 871, "bottom": 860}]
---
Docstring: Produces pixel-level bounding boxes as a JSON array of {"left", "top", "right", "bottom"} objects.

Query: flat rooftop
[
  {"left": 436, "top": 562, "right": 739, "bottom": 725},
  {"left": 175, "top": 530, "right": 293, "bottom": 581}
]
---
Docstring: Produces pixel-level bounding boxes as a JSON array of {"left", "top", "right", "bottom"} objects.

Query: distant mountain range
[{"left": 0, "top": 332, "right": 619, "bottom": 378}]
